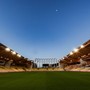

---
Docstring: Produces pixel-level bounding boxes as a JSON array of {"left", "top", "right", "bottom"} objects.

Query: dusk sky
[{"left": 0, "top": 0, "right": 90, "bottom": 60}]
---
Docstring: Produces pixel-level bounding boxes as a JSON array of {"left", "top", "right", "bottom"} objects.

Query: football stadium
[
  {"left": 0, "top": 40, "right": 90, "bottom": 90},
  {"left": 1, "top": 0, "right": 90, "bottom": 90}
]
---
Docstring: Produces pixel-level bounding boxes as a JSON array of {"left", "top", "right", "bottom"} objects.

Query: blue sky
[{"left": 0, "top": 0, "right": 90, "bottom": 60}]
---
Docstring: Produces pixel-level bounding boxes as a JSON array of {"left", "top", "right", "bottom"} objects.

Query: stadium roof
[
  {"left": 0, "top": 43, "right": 31, "bottom": 65},
  {"left": 60, "top": 40, "right": 90, "bottom": 64}
]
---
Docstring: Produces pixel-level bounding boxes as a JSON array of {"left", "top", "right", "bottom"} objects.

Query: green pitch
[{"left": 0, "top": 71, "right": 90, "bottom": 90}]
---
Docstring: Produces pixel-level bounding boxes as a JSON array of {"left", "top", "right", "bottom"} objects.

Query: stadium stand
[
  {"left": 0, "top": 43, "right": 33, "bottom": 72},
  {"left": 60, "top": 39, "right": 90, "bottom": 72}
]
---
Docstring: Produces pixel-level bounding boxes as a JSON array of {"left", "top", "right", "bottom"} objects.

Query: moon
[
  {"left": 56, "top": 9, "right": 62, "bottom": 14},
  {"left": 56, "top": 9, "right": 59, "bottom": 12}
]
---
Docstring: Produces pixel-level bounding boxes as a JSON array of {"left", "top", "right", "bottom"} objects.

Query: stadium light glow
[
  {"left": 5, "top": 48, "right": 10, "bottom": 51},
  {"left": 11, "top": 51, "right": 16, "bottom": 55},
  {"left": 17, "top": 54, "right": 21, "bottom": 57},
  {"left": 80, "top": 45, "right": 84, "bottom": 48},
  {"left": 63, "top": 57, "right": 64, "bottom": 59},
  {"left": 70, "top": 52, "right": 73, "bottom": 55},
  {"left": 73, "top": 48, "right": 79, "bottom": 52}
]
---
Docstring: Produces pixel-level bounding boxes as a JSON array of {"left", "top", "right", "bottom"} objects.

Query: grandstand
[
  {"left": 0, "top": 43, "right": 33, "bottom": 72},
  {"left": 60, "top": 39, "right": 90, "bottom": 71}
]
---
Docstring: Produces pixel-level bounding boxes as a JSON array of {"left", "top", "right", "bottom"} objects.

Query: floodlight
[
  {"left": 17, "top": 54, "right": 21, "bottom": 57},
  {"left": 63, "top": 57, "right": 64, "bottom": 59},
  {"left": 11, "top": 51, "right": 16, "bottom": 55},
  {"left": 70, "top": 52, "right": 73, "bottom": 55},
  {"left": 5, "top": 48, "right": 10, "bottom": 51},
  {"left": 73, "top": 48, "right": 79, "bottom": 52},
  {"left": 80, "top": 45, "right": 84, "bottom": 48}
]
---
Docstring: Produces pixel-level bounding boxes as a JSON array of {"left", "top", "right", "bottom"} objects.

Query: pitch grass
[{"left": 0, "top": 72, "right": 90, "bottom": 90}]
